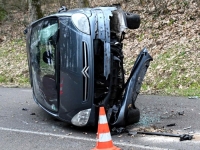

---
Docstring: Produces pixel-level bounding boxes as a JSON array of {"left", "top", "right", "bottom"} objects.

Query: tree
[
  {"left": 0, "top": 0, "right": 7, "bottom": 21},
  {"left": 78, "top": 0, "right": 89, "bottom": 8},
  {"left": 28, "top": 0, "right": 43, "bottom": 22}
]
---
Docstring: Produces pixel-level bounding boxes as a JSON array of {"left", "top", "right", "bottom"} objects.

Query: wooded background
[{"left": 0, "top": 0, "right": 199, "bottom": 96}]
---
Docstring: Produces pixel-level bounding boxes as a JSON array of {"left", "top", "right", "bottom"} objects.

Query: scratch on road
[{"left": 0, "top": 127, "right": 173, "bottom": 150}]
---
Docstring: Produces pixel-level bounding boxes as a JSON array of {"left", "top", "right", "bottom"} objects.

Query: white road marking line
[
  {"left": 21, "top": 89, "right": 32, "bottom": 92},
  {"left": 0, "top": 127, "right": 173, "bottom": 150}
]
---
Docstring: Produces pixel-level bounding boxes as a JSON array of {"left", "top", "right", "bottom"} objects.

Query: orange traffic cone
[{"left": 92, "top": 107, "right": 121, "bottom": 150}]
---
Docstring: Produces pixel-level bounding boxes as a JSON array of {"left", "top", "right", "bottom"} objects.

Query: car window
[
  {"left": 30, "top": 19, "right": 58, "bottom": 79},
  {"left": 30, "top": 18, "right": 59, "bottom": 112}
]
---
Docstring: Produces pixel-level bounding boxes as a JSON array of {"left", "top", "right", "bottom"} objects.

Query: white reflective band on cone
[
  {"left": 98, "top": 133, "right": 112, "bottom": 142},
  {"left": 99, "top": 115, "right": 108, "bottom": 124}
]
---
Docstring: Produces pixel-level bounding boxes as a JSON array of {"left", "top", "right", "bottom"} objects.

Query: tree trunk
[
  {"left": 59, "top": 0, "right": 65, "bottom": 6},
  {"left": 59, "top": 0, "right": 71, "bottom": 9},
  {"left": 28, "top": 0, "right": 43, "bottom": 23},
  {"left": 0, "top": 0, "right": 7, "bottom": 21},
  {"left": 78, "top": 0, "right": 89, "bottom": 8}
]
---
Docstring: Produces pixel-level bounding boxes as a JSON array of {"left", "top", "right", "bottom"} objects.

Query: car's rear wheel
[{"left": 126, "top": 107, "right": 140, "bottom": 124}]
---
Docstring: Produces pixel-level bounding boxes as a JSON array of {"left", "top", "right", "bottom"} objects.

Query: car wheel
[
  {"left": 125, "top": 13, "right": 140, "bottom": 29},
  {"left": 126, "top": 107, "right": 140, "bottom": 125}
]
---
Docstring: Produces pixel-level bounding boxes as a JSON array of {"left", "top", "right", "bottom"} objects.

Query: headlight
[
  {"left": 71, "top": 13, "right": 90, "bottom": 34},
  {"left": 71, "top": 108, "right": 91, "bottom": 126}
]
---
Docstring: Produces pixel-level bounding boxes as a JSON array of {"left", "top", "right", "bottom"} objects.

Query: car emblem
[{"left": 82, "top": 66, "right": 89, "bottom": 78}]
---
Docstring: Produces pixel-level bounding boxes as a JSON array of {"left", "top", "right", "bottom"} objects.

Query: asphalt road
[{"left": 0, "top": 87, "right": 200, "bottom": 150}]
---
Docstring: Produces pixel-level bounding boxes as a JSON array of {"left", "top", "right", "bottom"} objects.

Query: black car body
[{"left": 25, "top": 6, "right": 153, "bottom": 127}]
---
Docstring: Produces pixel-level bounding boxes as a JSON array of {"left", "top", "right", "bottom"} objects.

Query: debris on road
[
  {"left": 188, "top": 96, "right": 199, "bottom": 99},
  {"left": 66, "top": 132, "right": 72, "bottom": 136},
  {"left": 118, "top": 134, "right": 123, "bottom": 138},
  {"left": 178, "top": 111, "right": 184, "bottom": 115},
  {"left": 137, "top": 131, "right": 193, "bottom": 141},
  {"left": 189, "top": 131, "right": 194, "bottom": 134},
  {"left": 160, "top": 111, "right": 177, "bottom": 119},
  {"left": 183, "top": 126, "right": 192, "bottom": 130},
  {"left": 166, "top": 123, "right": 176, "bottom": 127},
  {"left": 180, "top": 134, "right": 193, "bottom": 141},
  {"left": 127, "top": 131, "right": 137, "bottom": 137},
  {"left": 111, "top": 127, "right": 128, "bottom": 135},
  {"left": 112, "top": 125, "right": 194, "bottom": 142},
  {"left": 22, "top": 121, "right": 28, "bottom": 124},
  {"left": 30, "top": 113, "right": 36, "bottom": 115},
  {"left": 22, "top": 108, "right": 28, "bottom": 111},
  {"left": 160, "top": 110, "right": 185, "bottom": 119}
]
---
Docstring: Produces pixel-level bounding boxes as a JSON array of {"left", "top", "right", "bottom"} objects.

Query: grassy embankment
[{"left": 0, "top": 1, "right": 199, "bottom": 97}]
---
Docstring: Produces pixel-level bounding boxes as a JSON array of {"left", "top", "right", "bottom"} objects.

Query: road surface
[{"left": 0, "top": 87, "right": 200, "bottom": 150}]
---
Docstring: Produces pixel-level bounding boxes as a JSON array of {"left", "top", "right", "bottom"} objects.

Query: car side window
[
  {"left": 30, "top": 18, "right": 59, "bottom": 112},
  {"left": 30, "top": 18, "right": 58, "bottom": 80}
]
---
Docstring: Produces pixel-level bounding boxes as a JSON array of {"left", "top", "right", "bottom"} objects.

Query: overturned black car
[{"left": 25, "top": 6, "right": 153, "bottom": 127}]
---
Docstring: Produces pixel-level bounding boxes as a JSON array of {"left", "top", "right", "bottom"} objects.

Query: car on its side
[{"left": 24, "top": 5, "right": 153, "bottom": 127}]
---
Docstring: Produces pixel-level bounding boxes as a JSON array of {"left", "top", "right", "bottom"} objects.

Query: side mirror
[{"left": 24, "top": 28, "right": 28, "bottom": 34}]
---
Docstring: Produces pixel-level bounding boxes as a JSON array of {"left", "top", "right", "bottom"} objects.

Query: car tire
[
  {"left": 126, "top": 107, "right": 140, "bottom": 125},
  {"left": 125, "top": 13, "right": 140, "bottom": 29}
]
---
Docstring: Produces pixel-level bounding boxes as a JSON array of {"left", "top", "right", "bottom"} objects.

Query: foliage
[
  {"left": 30, "top": 0, "right": 44, "bottom": 21},
  {"left": 123, "top": 0, "right": 200, "bottom": 96},
  {"left": 0, "top": 5, "right": 7, "bottom": 21},
  {"left": 0, "top": 0, "right": 199, "bottom": 96},
  {"left": 0, "top": 39, "right": 29, "bottom": 87}
]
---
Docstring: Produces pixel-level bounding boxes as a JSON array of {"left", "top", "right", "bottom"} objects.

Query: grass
[
  {"left": 0, "top": 37, "right": 199, "bottom": 97},
  {"left": 0, "top": 6, "right": 7, "bottom": 21},
  {"left": 140, "top": 44, "right": 200, "bottom": 97},
  {"left": 0, "top": 1, "right": 199, "bottom": 97},
  {"left": 0, "top": 75, "right": 7, "bottom": 83},
  {"left": 0, "top": 38, "right": 29, "bottom": 87}
]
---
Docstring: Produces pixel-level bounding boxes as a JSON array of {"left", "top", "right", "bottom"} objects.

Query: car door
[{"left": 30, "top": 17, "right": 59, "bottom": 112}]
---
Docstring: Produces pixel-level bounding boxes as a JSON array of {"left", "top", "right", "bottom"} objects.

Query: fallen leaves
[
  {"left": 0, "top": 0, "right": 199, "bottom": 96},
  {"left": 122, "top": 1, "right": 200, "bottom": 96}
]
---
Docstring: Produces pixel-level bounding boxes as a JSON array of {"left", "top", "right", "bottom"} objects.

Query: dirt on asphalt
[{"left": 127, "top": 94, "right": 200, "bottom": 140}]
